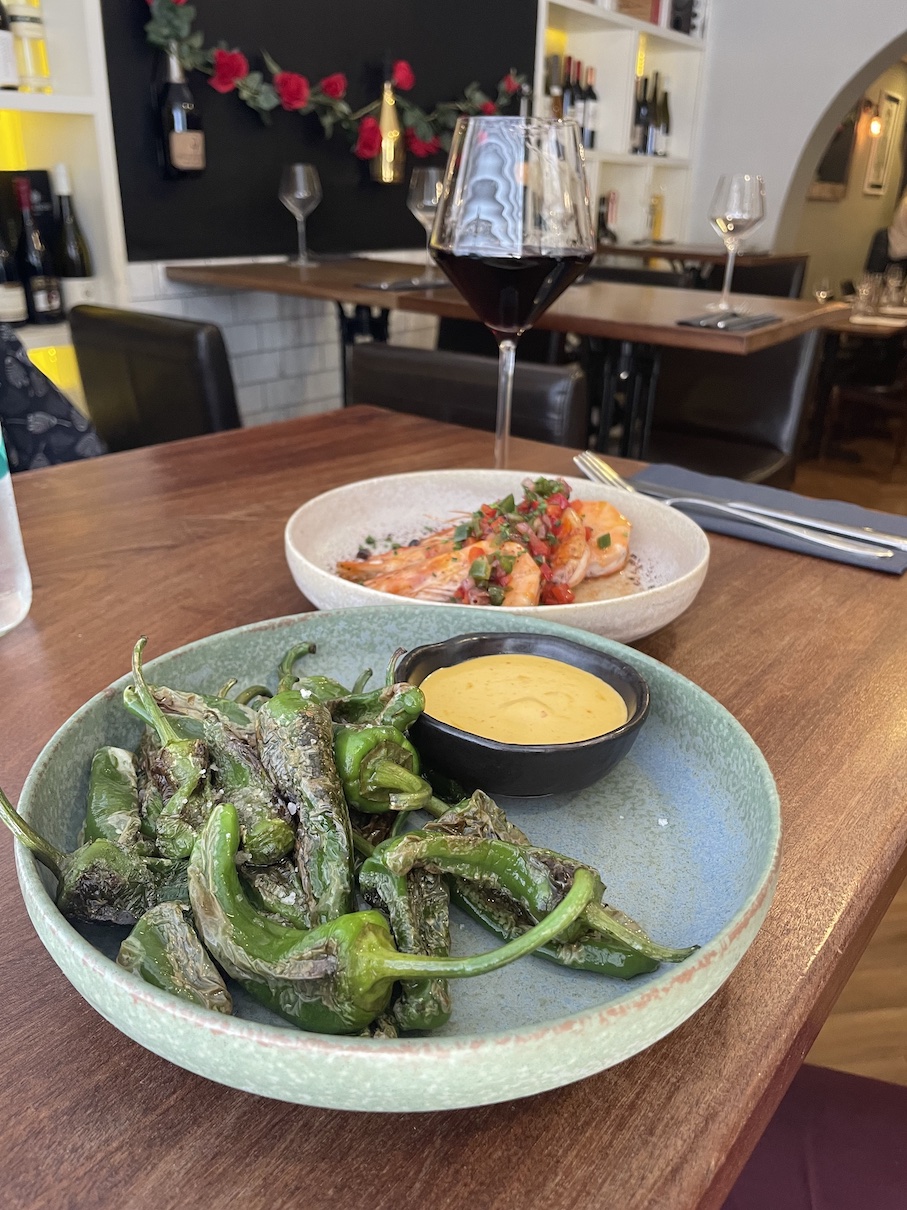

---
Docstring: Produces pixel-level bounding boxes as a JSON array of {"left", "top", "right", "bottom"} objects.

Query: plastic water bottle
[{"left": 0, "top": 429, "right": 32, "bottom": 637}]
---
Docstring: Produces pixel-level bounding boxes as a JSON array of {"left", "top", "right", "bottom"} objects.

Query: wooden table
[
  {"left": 3, "top": 407, "right": 905, "bottom": 1209},
  {"left": 598, "top": 243, "right": 809, "bottom": 270}
]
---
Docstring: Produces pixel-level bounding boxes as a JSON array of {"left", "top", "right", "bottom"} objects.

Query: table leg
[
  {"left": 803, "top": 331, "right": 841, "bottom": 458},
  {"left": 335, "top": 303, "right": 391, "bottom": 407}
]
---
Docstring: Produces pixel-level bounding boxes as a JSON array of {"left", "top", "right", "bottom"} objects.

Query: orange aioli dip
[{"left": 420, "top": 653, "right": 628, "bottom": 745}]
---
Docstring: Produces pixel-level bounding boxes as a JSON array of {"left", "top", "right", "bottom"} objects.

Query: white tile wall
[{"left": 124, "top": 256, "right": 439, "bottom": 428}]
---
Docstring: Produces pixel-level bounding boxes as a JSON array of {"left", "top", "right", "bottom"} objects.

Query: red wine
[
  {"left": 14, "top": 174, "right": 62, "bottom": 323},
  {"left": 433, "top": 251, "right": 592, "bottom": 341}
]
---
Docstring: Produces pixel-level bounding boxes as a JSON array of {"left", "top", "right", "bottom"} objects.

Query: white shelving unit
[
  {"left": 1, "top": 0, "right": 129, "bottom": 356},
  {"left": 535, "top": 0, "right": 707, "bottom": 244}
]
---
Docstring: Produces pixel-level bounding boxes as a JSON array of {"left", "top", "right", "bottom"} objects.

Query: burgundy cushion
[{"left": 723, "top": 1065, "right": 907, "bottom": 1210}]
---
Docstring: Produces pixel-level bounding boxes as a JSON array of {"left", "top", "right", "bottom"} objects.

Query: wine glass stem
[
  {"left": 718, "top": 240, "right": 738, "bottom": 310},
  {"left": 297, "top": 217, "right": 308, "bottom": 266},
  {"left": 494, "top": 339, "right": 517, "bottom": 470}
]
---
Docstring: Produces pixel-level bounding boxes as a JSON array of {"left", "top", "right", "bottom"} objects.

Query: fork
[{"left": 572, "top": 451, "right": 895, "bottom": 560}]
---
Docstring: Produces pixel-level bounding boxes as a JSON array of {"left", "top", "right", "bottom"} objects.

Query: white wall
[{"left": 690, "top": 1, "right": 907, "bottom": 251}]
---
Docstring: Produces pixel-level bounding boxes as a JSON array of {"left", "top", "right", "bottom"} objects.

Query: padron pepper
[
  {"left": 333, "top": 723, "right": 432, "bottom": 814},
  {"left": 255, "top": 689, "right": 355, "bottom": 927},
  {"left": 0, "top": 784, "right": 187, "bottom": 925},
  {"left": 422, "top": 793, "right": 697, "bottom": 977},
  {"left": 118, "top": 901, "right": 233, "bottom": 1014},
  {"left": 123, "top": 637, "right": 210, "bottom": 859},
  {"left": 188, "top": 802, "right": 598, "bottom": 1035},
  {"left": 83, "top": 745, "right": 154, "bottom": 856}
]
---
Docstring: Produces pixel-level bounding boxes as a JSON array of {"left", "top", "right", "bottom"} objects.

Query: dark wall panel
[{"left": 101, "top": 0, "right": 537, "bottom": 261}]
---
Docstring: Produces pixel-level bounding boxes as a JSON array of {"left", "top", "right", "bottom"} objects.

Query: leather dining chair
[
  {"left": 819, "top": 351, "right": 907, "bottom": 474},
  {"left": 347, "top": 343, "right": 589, "bottom": 448},
  {"left": 644, "top": 329, "right": 823, "bottom": 486},
  {"left": 69, "top": 305, "right": 241, "bottom": 453},
  {"left": 694, "top": 256, "right": 808, "bottom": 300}
]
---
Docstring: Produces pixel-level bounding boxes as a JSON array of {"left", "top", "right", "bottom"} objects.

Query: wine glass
[
  {"left": 707, "top": 173, "right": 765, "bottom": 312},
  {"left": 407, "top": 167, "right": 443, "bottom": 284},
  {"left": 279, "top": 164, "right": 322, "bottom": 267},
  {"left": 430, "top": 116, "right": 594, "bottom": 468}
]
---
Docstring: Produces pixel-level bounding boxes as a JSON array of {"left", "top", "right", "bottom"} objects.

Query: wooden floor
[{"left": 792, "top": 432, "right": 907, "bottom": 1084}]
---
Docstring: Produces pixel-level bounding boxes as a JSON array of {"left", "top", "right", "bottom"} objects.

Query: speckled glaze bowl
[
  {"left": 284, "top": 470, "right": 710, "bottom": 642},
  {"left": 15, "top": 606, "right": 780, "bottom": 1113},
  {"left": 396, "top": 631, "right": 650, "bottom": 796}
]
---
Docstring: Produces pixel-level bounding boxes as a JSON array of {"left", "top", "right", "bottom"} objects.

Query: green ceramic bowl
[{"left": 14, "top": 606, "right": 780, "bottom": 1112}]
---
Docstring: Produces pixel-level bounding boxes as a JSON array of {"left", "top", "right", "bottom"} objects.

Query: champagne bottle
[
  {"left": 371, "top": 71, "right": 404, "bottom": 185},
  {"left": 656, "top": 80, "right": 671, "bottom": 156},
  {"left": 159, "top": 42, "right": 205, "bottom": 179},
  {"left": 7, "top": 0, "right": 50, "bottom": 93},
  {"left": 0, "top": 220, "right": 27, "bottom": 325},
  {"left": 633, "top": 76, "right": 650, "bottom": 154},
  {"left": 52, "top": 163, "right": 94, "bottom": 312},
  {"left": 0, "top": 2, "right": 19, "bottom": 89},
  {"left": 13, "top": 175, "right": 62, "bottom": 324},
  {"left": 646, "top": 73, "right": 660, "bottom": 155},
  {"left": 582, "top": 66, "right": 598, "bottom": 150}
]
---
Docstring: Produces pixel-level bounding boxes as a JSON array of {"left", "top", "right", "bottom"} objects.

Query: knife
[{"left": 630, "top": 479, "right": 907, "bottom": 554}]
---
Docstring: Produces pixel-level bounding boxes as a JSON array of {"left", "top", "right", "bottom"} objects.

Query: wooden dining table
[{"left": 1, "top": 406, "right": 905, "bottom": 1209}]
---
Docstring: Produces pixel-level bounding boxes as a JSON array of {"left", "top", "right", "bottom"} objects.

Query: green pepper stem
[
  {"left": 352, "top": 831, "right": 375, "bottom": 858},
  {"left": 277, "top": 641, "right": 317, "bottom": 692},
  {"left": 0, "top": 784, "right": 64, "bottom": 877},
  {"left": 365, "top": 760, "right": 429, "bottom": 798},
  {"left": 583, "top": 902, "right": 698, "bottom": 963},
  {"left": 425, "top": 797, "right": 452, "bottom": 819},
  {"left": 124, "top": 637, "right": 181, "bottom": 746},
  {"left": 386, "top": 647, "right": 406, "bottom": 686},
  {"left": 216, "top": 678, "right": 238, "bottom": 699},
  {"left": 379, "top": 868, "right": 598, "bottom": 981},
  {"left": 234, "top": 685, "right": 272, "bottom": 706},
  {"left": 351, "top": 668, "right": 373, "bottom": 694}
]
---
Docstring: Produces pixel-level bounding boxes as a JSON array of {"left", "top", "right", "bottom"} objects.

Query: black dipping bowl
[{"left": 395, "top": 632, "right": 650, "bottom": 798}]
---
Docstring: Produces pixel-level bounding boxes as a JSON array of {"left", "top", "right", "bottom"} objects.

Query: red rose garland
[{"left": 144, "top": 0, "right": 526, "bottom": 160}]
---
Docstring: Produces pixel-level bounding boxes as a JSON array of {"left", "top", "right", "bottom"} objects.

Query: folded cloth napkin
[{"left": 629, "top": 464, "right": 907, "bottom": 574}]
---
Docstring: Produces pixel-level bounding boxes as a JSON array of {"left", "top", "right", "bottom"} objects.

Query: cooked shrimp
[
  {"left": 500, "top": 542, "right": 541, "bottom": 607},
  {"left": 548, "top": 506, "right": 590, "bottom": 587},
  {"left": 574, "top": 500, "right": 631, "bottom": 577},
  {"left": 365, "top": 539, "right": 496, "bottom": 603},
  {"left": 336, "top": 527, "right": 455, "bottom": 584}
]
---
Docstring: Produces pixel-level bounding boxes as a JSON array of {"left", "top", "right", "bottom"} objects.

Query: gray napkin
[{"left": 630, "top": 464, "right": 907, "bottom": 574}]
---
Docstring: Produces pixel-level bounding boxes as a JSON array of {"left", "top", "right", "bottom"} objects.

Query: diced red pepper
[
  {"left": 585, "top": 526, "right": 593, "bottom": 541},
  {"left": 527, "top": 534, "right": 548, "bottom": 558},
  {"left": 538, "top": 562, "right": 554, "bottom": 582},
  {"left": 541, "top": 582, "right": 574, "bottom": 605}
]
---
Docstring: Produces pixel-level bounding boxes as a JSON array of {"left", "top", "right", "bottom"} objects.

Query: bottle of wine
[
  {"left": 159, "top": 41, "right": 205, "bottom": 179},
  {"left": 582, "top": 66, "right": 598, "bottom": 150},
  {"left": 656, "top": 80, "right": 671, "bottom": 156},
  {"left": 51, "top": 163, "right": 94, "bottom": 312},
  {"left": 7, "top": 0, "right": 50, "bottom": 93},
  {"left": 561, "top": 55, "right": 574, "bottom": 120},
  {"left": 633, "top": 76, "right": 650, "bottom": 154},
  {"left": 549, "top": 84, "right": 563, "bottom": 121},
  {"left": 371, "top": 67, "right": 405, "bottom": 185},
  {"left": 0, "top": 220, "right": 27, "bottom": 325},
  {"left": 572, "top": 60, "right": 586, "bottom": 133},
  {"left": 646, "top": 73, "right": 660, "bottom": 155},
  {"left": 13, "top": 175, "right": 62, "bottom": 324},
  {"left": 597, "top": 189, "right": 619, "bottom": 246},
  {"left": 0, "top": 2, "right": 20, "bottom": 89}
]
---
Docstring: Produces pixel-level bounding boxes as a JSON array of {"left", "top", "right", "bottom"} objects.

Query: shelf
[
  {"left": 0, "top": 92, "right": 97, "bottom": 116},
  {"left": 587, "top": 152, "right": 690, "bottom": 167},
  {"left": 548, "top": 0, "right": 705, "bottom": 49},
  {"left": 16, "top": 322, "right": 71, "bottom": 351}
]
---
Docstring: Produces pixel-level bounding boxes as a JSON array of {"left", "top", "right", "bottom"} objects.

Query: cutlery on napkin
[
  {"left": 625, "top": 465, "right": 907, "bottom": 573},
  {"left": 676, "top": 312, "right": 779, "bottom": 332}
]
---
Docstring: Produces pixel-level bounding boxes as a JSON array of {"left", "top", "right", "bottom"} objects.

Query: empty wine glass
[
  {"left": 279, "top": 164, "right": 322, "bottom": 267},
  {"left": 407, "top": 166, "right": 443, "bottom": 284},
  {"left": 707, "top": 173, "right": 765, "bottom": 312},
  {"left": 430, "top": 116, "right": 594, "bottom": 468}
]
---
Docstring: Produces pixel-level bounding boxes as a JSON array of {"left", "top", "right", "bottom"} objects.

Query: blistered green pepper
[
  {"left": 333, "top": 723, "right": 432, "bottom": 814},
  {"left": 188, "top": 802, "right": 598, "bottom": 1035},
  {"left": 117, "top": 901, "right": 233, "bottom": 1014},
  {"left": 84, "top": 746, "right": 154, "bottom": 856}
]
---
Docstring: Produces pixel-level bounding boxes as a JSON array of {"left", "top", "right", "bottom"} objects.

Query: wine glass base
[
  {"left": 287, "top": 256, "right": 318, "bottom": 268},
  {"left": 704, "top": 299, "right": 749, "bottom": 314}
]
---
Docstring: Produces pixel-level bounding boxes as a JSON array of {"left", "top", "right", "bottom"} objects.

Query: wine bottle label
[
  {"left": 0, "top": 282, "right": 27, "bottom": 323},
  {"left": 29, "top": 275, "right": 61, "bottom": 313},
  {"left": 0, "top": 30, "right": 18, "bottom": 86},
  {"left": 169, "top": 130, "right": 205, "bottom": 171},
  {"left": 584, "top": 101, "right": 598, "bottom": 132},
  {"left": 7, "top": 9, "right": 45, "bottom": 39}
]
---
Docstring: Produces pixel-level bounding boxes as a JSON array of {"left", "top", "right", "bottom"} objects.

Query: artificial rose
[
  {"left": 354, "top": 116, "right": 382, "bottom": 159},
  {"left": 405, "top": 127, "right": 440, "bottom": 158},
  {"left": 391, "top": 60, "right": 415, "bottom": 91},
  {"left": 319, "top": 73, "right": 347, "bottom": 99},
  {"left": 502, "top": 73, "right": 520, "bottom": 95},
  {"left": 480, "top": 100, "right": 497, "bottom": 115},
  {"left": 274, "top": 71, "right": 310, "bottom": 111},
  {"left": 209, "top": 48, "right": 249, "bottom": 94}
]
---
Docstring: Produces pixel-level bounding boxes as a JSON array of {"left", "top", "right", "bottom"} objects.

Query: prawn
[
  {"left": 500, "top": 542, "right": 541, "bottom": 607},
  {"left": 548, "top": 507, "right": 591, "bottom": 587},
  {"left": 336, "top": 527, "right": 455, "bottom": 585},
  {"left": 364, "top": 538, "right": 497, "bottom": 603},
  {"left": 573, "top": 500, "right": 631, "bottom": 577}
]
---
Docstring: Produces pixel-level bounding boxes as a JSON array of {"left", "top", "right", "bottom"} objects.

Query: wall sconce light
[{"left": 862, "top": 96, "right": 883, "bottom": 137}]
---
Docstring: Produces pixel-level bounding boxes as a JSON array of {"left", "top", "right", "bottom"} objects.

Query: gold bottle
[{"left": 371, "top": 79, "right": 404, "bottom": 185}]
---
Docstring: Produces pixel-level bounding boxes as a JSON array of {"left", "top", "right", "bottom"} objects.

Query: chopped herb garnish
[
  {"left": 469, "top": 556, "right": 491, "bottom": 584},
  {"left": 487, "top": 584, "right": 505, "bottom": 606},
  {"left": 597, "top": 533, "right": 612, "bottom": 549},
  {"left": 364, "top": 536, "right": 376, "bottom": 546}
]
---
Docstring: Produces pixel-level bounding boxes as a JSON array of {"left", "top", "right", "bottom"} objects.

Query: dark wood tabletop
[
  {"left": 166, "top": 258, "right": 845, "bottom": 354},
  {"left": 597, "top": 244, "right": 809, "bottom": 267},
  {"left": 1, "top": 406, "right": 906, "bottom": 1210}
]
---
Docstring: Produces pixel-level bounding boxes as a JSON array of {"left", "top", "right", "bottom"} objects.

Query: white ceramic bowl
[{"left": 285, "top": 470, "right": 710, "bottom": 642}]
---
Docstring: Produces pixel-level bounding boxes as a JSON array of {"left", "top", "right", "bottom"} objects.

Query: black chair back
[
  {"left": 348, "top": 344, "right": 589, "bottom": 447},
  {"left": 645, "top": 330, "right": 822, "bottom": 485},
  {"left": 694, "top": 257, "right": 808, "bottom": 299},
  {"left": 583, "top": 265, "right": 691, "bottom": 288},
  {"left": 69, "top": 305, "right": 241, "bottom": 453},
  {"left": 435, "top": 318, "right": 568, "bottom": 364}
]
